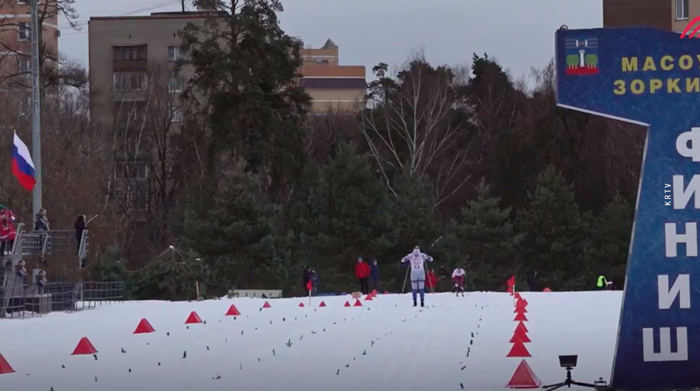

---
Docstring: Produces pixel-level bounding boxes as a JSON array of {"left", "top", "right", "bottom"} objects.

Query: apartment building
[
  {"left": 89, "top": 12, "right": 204, "bottom": 213},
  {"left": 300, "top": 39, "right": 367, "bottom": 113},
  {"left": 0, "top": 0, "right": 59, "bottom": 89},
  {"left": 603, "top": 0, "right": 698, "bottom": 33}
]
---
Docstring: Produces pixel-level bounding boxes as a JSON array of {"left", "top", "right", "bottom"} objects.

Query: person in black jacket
[
  {"left": 302, "top": 267, "right": 312, "bottom": 293},
  {"left": 75, "top": 215, "right": 86, "bottom": 254},
  {"left": 527, "top": 271, "right": 540, "bottom": 292}
]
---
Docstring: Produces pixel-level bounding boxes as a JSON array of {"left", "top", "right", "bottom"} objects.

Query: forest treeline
[{"left": 0, "top": 1, "right": 642, "bottom": 298}]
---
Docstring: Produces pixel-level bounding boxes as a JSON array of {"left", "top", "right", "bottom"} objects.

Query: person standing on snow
[
  {"left": 426, "top": 269, "right": 438, "bottom": 292},
  {"left": 369, "top": 259, "right": 379, "bottom": 292},
  {"left": 302, "top": 267, "right": 312, "bottom": 294},
  {"left": 355, "top": 257, "right": 371, "bottom": 294},
  {"left": 401, "top": 246, "right": 434, "bottom": 307},
  {"left": 309, "top": 268, "right": 319, "bottom": 296},
  {"left": 452, "top": 267, "right": 466, "bottom": 296}
]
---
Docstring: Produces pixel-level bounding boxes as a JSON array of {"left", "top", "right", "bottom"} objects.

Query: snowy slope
[{"left": 0, "top": 292, "right": 622, "bottom": 391}]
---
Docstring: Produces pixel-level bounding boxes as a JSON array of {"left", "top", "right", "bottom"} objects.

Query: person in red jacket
[
  {"left": 0, "top": 215, "right": 11, "bottom": 258},
  {"left": 426, "top": 269, "right": 438, "bottom": 292},
  {"left": 355, "top": 257, "right": 371, "bottom": 294}
]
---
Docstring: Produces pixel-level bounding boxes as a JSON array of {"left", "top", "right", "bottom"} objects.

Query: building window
[
  {"left": 168, "top": 77, "right": 182, "bottom": 93},
  {"left": 168, "top": 46, "right": 181, "bottom": 61},
  {"left": 113, "top": 45, "right": 147, "bottom": 61},
  {"left": 113, "top": 72, "right": 147, "bottom": 91},
  {"left": 677, "top": 0, "right": 689, "bottom": 20},
  {"left": 18, "top": 22, "right": 29, "bottom": 41},
  {"left": 171, "top": 107, "right": 183, "bottom": 122},
  {"left": 115, "top": 161, "right": 149, "bottom": 180},
  {"left": 125, "top": 190, "right": 148, "bottom": 211},
  {"left": 18, "top": 58, "right": 30, "bottom": 74}
]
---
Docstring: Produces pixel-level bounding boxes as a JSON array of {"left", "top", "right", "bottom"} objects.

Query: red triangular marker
[
  {"left": 371, "top": 289, "right": 378, "bottom": 295},
  {"left": 134, "top": 318, "right": 155, "bottom": 334},
  {"left": 514, "top": 312, "right": 528, "bottom": 322},
  {"left": 262, "top": 302, "right": 271, "bottom": 308},
  {"left": 516, "top": 321, "right": 529, "bottom": 333},
  {"left": 344, "top": 301, "right": 351, "bottom": 307},
  {"left": 510, "top": 328, "right": 531, "bottom": 343},
  {"left": 185, "top": 311, "right": 203, "bottom": 324},
  {"left": 319, "top": 301, "right": 326, "bottom": 307},
  {"left": 507, "top": 359, "right": 541, "bottom": 388},
  {"left": 72, "top": 337, "right": 98, "bottom": 355},
  {"left": 514, "top": 306, "right": 528, "bottom": 314},
  {"left": 0, "top": 354, "right": 14, "bottom": 374},
  {"left": 506, "top": 286, "right": 513, "bottom": 293},
  {"left": 506, "top": 340, "right": 531, "bottom": 358},
  {"left": 383, "top": 291, "right": 388, "bottom": 294},
  {"left": 353, "top": 299, "right": 363, "bottom": 307},
  {"left": 226, "top": 304, "right": 241, "bottom": 316},
  {"left": 514, "top": 292, "right": 522, "bottom": 300},
  {"left": 299, "top": 302, "right": 305, "bottom": 307},
  {"left": 365, "top": 295, "right": 373, "bottom": 301}
]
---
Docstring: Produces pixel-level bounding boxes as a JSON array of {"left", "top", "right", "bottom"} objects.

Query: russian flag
[{"left": 12, "top": 133, "right": 36, "bottom": 191}]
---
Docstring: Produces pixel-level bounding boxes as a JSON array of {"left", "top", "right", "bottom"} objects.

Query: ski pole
[{"left": 401, "top": 264, "right": 410, "bottom": 294}]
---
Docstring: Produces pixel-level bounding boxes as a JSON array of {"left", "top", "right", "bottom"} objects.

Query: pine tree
[
  {"left": 391, "top": 174, "right": 440, "bottom": 254},
  {"left": 456, "top": 178, "right": 522, "bottom": 290},
  {"left": 517, "top": 165, "right": 587, "bottom": 289},
  {"left": 305, "top": 143, "right": 396, "bottom": 288},
  {"left": 181, "top": 159, "right": 279, "bottom": 294},
  {"left": 584, "top": 193, "right": 633, "bottom": 285},
  {"left": 179, "top": 0, "right": 311, "bottom": 198}
]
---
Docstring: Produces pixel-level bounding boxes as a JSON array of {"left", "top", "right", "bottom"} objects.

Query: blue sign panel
[{"left": 556, "top": 27, "right": 700, "bottom": 390}]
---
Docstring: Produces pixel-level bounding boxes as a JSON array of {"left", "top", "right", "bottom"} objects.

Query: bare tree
[
  {"left": 108, "top": 63, "right": 203, "bottom": 259},
  {"left": 0, "top": 0, "right": 81, "bottom": 89},
  {"left": 362, "top": 52, "right": 482, "bottom": 207}
]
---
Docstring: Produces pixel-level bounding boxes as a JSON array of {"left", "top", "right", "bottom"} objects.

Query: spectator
[
  {"left": 302, "top": 267, "right": 311, "bottom": 292},
  {"left": 426, "top": 269, "right": 438, "bottom": 292},
  {"left": 439, "top": 265, "right": 451, "bottom": 292},
  {"left": 527, "top": 271, "right": 540, "bottom": 292},
  {"left": 35, "top": 269, "right": 47, "bottom": 295},
  {"left": 8, "top": 260, "right": 27, "bottom": 314},
  {"left": 75, "top": 215, "right": 86, "bottom": 254},
  {"left": 34, "top": 208, "right": 49, "bottom": 231},
  {"left": 355, "top": 257, "right": 371, "bottom": 294},
  {"left": 0, "top": 205, "right": 15, "bottom": 222},
  {"left": 309, "top": 268, "right": 319, "bottom": 296},
  {"left": 369, "top": 259, "right": 379, "bottom": 292},
  {"left": 0, "top": 215, "right": 10, "bottom": 257}
]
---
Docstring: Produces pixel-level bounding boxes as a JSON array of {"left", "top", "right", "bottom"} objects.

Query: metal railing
[
  {"left": 18, "top": 228, "right": 88, "bottom": 267},
  {"left": 0, "top": 280, "right": 125, "bottom": 319},
  {"left": 78, "top": 229, "right": 89, "bottom": 268}
]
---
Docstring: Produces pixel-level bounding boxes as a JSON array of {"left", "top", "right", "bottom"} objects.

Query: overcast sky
[{"left": 59, "top": 0, "right": 602, "bottom": 82}]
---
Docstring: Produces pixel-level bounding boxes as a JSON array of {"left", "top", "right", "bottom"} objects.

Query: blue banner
[{"left": 556, "top": 27, "right": 700, "bottom": 390}]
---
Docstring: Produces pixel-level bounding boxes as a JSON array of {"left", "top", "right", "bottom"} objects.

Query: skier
[
  {"left": 452, "top": 266, "right": 466, "bottom": 296},
  {"left": 401, "top": 246, "right": 434, "bottom": 307}
]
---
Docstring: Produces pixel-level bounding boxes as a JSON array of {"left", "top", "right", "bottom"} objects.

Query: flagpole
[{"left": 30, "top": 0, "right": 42, "bottom": 217}]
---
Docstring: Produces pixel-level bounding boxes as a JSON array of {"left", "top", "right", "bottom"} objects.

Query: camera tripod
[{"left": 542, "top": 367, "right": 599, "bottom": 391}]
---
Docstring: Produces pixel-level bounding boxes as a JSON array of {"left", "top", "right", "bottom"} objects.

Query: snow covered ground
[{"left": 0, "top": 291, "right": 621, "bottom": 391}]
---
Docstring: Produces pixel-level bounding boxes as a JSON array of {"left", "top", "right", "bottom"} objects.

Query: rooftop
[{"left": 90, "top": 11, "right": 213, "bottom": 22}]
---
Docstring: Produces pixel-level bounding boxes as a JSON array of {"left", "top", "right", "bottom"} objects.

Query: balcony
[{"left": 113, "top": 90, "right": 147, "bottom": 102}]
